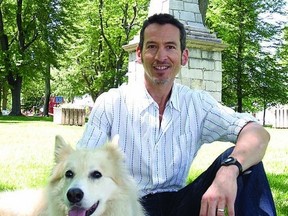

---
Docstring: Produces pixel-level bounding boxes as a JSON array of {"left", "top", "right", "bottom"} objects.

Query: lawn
[
  {"left": 0, "top": 116, "right": 85, "bottom": 189},
  {"left": 0, "top": 116, "right": 287, "bottom": 215}
]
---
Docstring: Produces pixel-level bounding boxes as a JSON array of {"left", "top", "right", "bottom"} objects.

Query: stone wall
[{"left": 176, "top": 48, "right": 223, "bottom": 101}]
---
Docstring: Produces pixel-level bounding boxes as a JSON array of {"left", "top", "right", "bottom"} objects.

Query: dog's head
[{"left": 48, "top": 135, "right": 130, "bottom": 216}]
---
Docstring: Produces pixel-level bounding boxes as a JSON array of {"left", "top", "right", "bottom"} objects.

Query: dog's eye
[
  {"left": 90, "top": 171, "right": 102, "bottom": 179},
  {"left": 65, "top": 170, "right": 74, "bottom": 178}
]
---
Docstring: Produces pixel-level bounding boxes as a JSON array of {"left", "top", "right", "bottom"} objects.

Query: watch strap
[{"left": 221, "top": 157, "right": 243, "bottom": 175}]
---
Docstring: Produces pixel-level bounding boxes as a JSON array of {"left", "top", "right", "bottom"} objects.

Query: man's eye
[
  {"left": 167, "top": 45, "right": 176, "bottom": 49},
  {"left": 147, "top": 44, "right": 157, "bottom": 49}
]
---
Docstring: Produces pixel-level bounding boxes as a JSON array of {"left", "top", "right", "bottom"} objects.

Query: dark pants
[{"left": 141, "top": 147, "right": 276, "bottom": 216}]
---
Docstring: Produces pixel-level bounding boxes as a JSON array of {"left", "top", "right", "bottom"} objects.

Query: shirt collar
[
  {"left": 169, "top": 83, "right": 180, "bottom": 112},
  {"left": 131, "top": 81, "right": 181, "bottom": 113}
]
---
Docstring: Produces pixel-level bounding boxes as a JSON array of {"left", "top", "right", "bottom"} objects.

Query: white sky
[{"left": 260, "top": 1, "right": 288, "bottom": 24}]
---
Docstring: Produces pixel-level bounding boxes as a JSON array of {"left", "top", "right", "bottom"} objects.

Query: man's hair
[{"left": 139, "top": 13, "right": 186, "bottom": 52}]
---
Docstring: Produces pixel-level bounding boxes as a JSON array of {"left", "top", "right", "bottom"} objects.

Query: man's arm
[
  {"left": 199, "top": 122, "right": 270, "bottom": 216},
  {"left": 229, "top": 121, "right": 270, "bottom": 172}
]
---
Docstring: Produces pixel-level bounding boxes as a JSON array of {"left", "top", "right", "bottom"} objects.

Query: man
[{"left": 77, "top": 13, "right": 276, "bottom": 216}]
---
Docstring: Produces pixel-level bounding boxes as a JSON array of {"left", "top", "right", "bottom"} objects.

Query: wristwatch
[{"left": 221, "top": 157, "right": 243, "bottom": 175}]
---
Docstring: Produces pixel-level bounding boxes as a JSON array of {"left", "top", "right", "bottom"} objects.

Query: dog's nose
[{"left": 67, "top": 188, "right": 84, "bottom": 203}]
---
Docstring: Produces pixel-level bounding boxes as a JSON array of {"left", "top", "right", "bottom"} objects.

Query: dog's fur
[{"left": 0, "top": 136, "right": 145, "bottom": 216}]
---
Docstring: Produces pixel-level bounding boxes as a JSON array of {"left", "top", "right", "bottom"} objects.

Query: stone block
[
  {"left": 188, "top": 58, "right": 202, "bottom": 69},
  {"left": 201, "top": 50, "right": 214, "bottom": 60},
  {"left": 202, "top": 60, "right": 215, "bottom": 71},
  {"left": 204, "top": 71, "right": 221, "bottom": 81},
  {"left": 180, "top": 11, "right": 196, "bottom": 22},
  {"left": 215, "top": 61, "right": 222, "bottom": 71},
  {"left": 189, "top": 48, "right": 202, "bottom": 58},
  {"left": 170, "top": 0, "right": 184, "bottom": 10},
  {"left": 195, "top": 13, "right": 203, "bottom": 23},
  {"left": 183, "top": 2, "right": 200, "bottom": 13},
  {"left": 205, "top": 81, "right": 222, "bottom": 91},
  {"left": 191, "top": 79, "right": 204, "bottom": 89},
  {"left": 180, "top": 68, "right": 203, "bottom": 79}
]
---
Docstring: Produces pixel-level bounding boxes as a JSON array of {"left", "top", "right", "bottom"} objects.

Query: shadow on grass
[
  {"left": 267, "top": 173, "right": 288, "bottom": 216},
  {"left": 0, "top": 116, "right": 53, "bottom": 123}
]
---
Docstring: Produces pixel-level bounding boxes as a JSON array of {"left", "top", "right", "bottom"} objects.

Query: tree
[
  {"left": 35, "top": 0, "right": 82, "bottom": 116},
  {"left": 0, "top": 0, "right": 80, "bottom": 116},
  {"left": 0, "top": 0, "right": 39, "bottom": 115},
  {"left": 248, "top": 54, "right": 287, "bottom": 125},
  {"left": 279, "top": 26, "right": 288, "bottom": 68},
  {"left": 206, "top": 0, "right": 287, "bottom": 113},
  {"left": 0, "top": 0, "right": 12, "bottom": 115},
  {"left": 54, "top": 0, "right": 149, "bottom": 102},
  {"left": 1, "top": 0, "right": 148, "bottom": 114}
]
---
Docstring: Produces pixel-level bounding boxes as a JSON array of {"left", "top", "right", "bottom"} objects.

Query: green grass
[
  {"left": 0, "top": 116, "right": 287, "bottom": 215},
  {"left": 0, "top": 115, "right": 53, "bottom": 123},
  {"left": 0, "top": 116, "right": 84, "bottom": 190}
]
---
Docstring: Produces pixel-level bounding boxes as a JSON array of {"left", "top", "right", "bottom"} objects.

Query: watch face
[
  {"left": 221, "top": 157, "right": 243, "bottom": 174},
  {"left": 224, "top": 157, "right": 236, "bottom": 165},
  {"left": 226, "top": 157, "right": 234, "bottom": 163}
]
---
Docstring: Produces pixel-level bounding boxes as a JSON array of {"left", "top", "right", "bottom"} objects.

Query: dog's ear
[
  {"left": 54, "top": 135, "right": 73, "bottom": 163},
  {"left": 103, "top": 135, "right": 125, "bottom": 166},
  {"left": 104, "top": 135, "right": 130, "bottom": 185},
  {"left": 111, "top": 134, "right": 119, "bottom": 146}
]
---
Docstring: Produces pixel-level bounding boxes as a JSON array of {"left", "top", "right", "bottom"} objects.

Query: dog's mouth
[{"left": 68, "top": 201, "right": 99, "bottom": 216}]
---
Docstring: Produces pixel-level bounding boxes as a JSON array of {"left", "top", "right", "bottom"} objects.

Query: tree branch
[
  {"left": 16, "top": 0, "right": 25, "bottom": 53},
  {"left": 98, "top": 0, "right": 116, "bottom": 58}
]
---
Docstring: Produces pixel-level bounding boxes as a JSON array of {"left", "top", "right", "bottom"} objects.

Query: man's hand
[
  {"left": 199, "top": 165, "right": 239, "bottom": 216},
  {"left": 199, "top": 122, "right": 269, "bottom": 216}
]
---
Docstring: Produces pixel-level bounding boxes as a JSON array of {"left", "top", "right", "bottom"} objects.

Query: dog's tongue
[{"left": 68, "top": 208, "right": 86, "bottom": 216}]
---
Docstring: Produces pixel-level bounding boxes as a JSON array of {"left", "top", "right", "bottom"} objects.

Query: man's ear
[
  {"left": 181, "top": 48, "right": 189, "bottom": 66},
  {"left": 136, "top": 45, "right": 142, "bottom": 64}
]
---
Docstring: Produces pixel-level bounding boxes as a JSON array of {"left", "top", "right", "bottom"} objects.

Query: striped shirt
[{"left": 77, "top": 82, "right": 255, "bottom": 196}]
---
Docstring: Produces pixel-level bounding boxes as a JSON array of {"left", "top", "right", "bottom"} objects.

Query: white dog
[{"left": 0, "top": 136, "right": 146, "bottom": 216}]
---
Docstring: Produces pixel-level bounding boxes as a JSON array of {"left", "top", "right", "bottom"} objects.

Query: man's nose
[{"left": 155, "top": 48, "right": 167, "bottom": 61}]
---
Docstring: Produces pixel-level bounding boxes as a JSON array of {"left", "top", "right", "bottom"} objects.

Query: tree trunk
[
  {"left": 0, "top": 8, "right": 10, "bottom": 114},
  {"left": 8, "top": 73, "right": 23, "bottom": 116},
  {"left": 236, "top": 61, "right": 243, "bottom": 113},
  {"left": 2, "top": 83, "right": 8, "bottom": 110},
  {"left": 43, "top": 63, "right": 51, "bottom": 116},
  {"left": 0, "top": 83, "right": 2, "bottom": 115},
  {"left": 262, "top": 102, "right": 267, "bottom": 126}
]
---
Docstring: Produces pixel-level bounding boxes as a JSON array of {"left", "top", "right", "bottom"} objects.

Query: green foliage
[
  {"left": 53, "top": 0, "right": 149, "bottom": 101},
  {"left": 1, "top": 0, "right": 149, "bottom": 111},
  {"left": 207, "top": 0, "right": 288, "bottom": 113},
  {"left": 5, "top": 0, "right": 286, "bottom": 117},
  {"left": 0, "top": 0, "right": 82, "bottom": 115},
  {"left": 21, "top": 77, "right": 45, "bottom": 112}
]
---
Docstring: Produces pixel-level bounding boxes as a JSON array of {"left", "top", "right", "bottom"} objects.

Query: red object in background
[
  {"left": 49, "top": 97, "right": 56, "bottom": 114},
  {"left": 49, "top": 96, "right": 64, "bottom": 114}
]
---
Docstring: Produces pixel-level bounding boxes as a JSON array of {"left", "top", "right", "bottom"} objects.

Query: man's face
[{"left": 137, "top": 23, "right": 188, "bottom": 87}]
